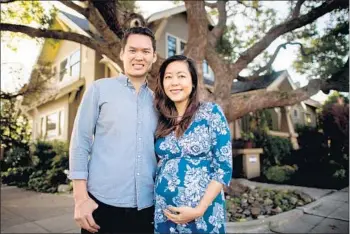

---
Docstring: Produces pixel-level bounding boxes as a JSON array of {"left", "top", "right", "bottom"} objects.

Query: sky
[{"left": 1, "top": 1, "right": 332, "bottom": 102}]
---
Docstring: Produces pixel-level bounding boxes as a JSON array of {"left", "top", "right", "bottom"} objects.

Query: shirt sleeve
[
  {"left": 68, "top": 82, "right": 99, "bottom": 180},
  {"left": 209, "top": 103, "right": 233, "bottom": 186}
]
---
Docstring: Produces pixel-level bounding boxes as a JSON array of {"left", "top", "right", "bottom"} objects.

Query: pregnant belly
[{"left": 155, "top": 159, "right": 211, "bottom": 207}]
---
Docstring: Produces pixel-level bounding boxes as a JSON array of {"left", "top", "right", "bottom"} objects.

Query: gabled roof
[
  {"left": 203, "top": 70, "right": 285, "bottom": 94},
  {"left": 147, "top": 4, "right": 215, "bottom": 25},
  {"left": 59, "top": 5, "right": 215, "bottom": 35},
  {"left": 60, "top": 11, "right": 91, "bottom": 34},
  {"left": 304, "top": 98, "right": 321, "bottom": 108}
]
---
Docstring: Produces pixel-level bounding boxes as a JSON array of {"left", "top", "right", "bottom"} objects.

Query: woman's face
[{"left": 163, "top": 61, "right": 193, "bottom": 106}]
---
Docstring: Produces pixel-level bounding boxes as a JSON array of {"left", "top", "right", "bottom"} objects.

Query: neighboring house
[
  {"left": 223, "top": 70, "right": 321, "bottom": 149},
  {"left": 20, "top": 5, "right": 319, "bottom": 149},
  {"left": 291, "top": 98, "right": 321, "bottom": 128},
  {"left": 20, "top": 10, "right": 120, "bottom": 142}
]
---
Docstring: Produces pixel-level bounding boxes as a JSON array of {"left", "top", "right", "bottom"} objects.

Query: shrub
[
  {"left": 28, "top": 170, "right": 56, "bottom": 193},
  {"left": 264, "top": 165, "right": 298, "bottom": 183},
  {"left": 1, "top": 167, "right": 33, "bottom": 187},
  {"left": 253, "top": 131, "right": 293, "bottom": 172},
  {"left": 27, "top": 140, "right": 69, "bottom": 193},
  {"left": 293, "top": 125, "right": 328, "bottom": 166},
  {"left": 1, "top": 146, "right": 31, "bottom": 171}
]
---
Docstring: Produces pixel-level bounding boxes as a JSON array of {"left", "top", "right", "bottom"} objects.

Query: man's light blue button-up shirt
[{"left": 69, "top": 74, "right": 158, "bottom": 210}]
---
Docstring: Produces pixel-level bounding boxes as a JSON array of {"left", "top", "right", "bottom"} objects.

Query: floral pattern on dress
[{"left": 154, "top": 102, "right": 233, "bottom": 233}]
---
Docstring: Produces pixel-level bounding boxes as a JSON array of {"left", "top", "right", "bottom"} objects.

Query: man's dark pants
[{"left": 81, "top": 193, "right": 154, "bottom": 234}]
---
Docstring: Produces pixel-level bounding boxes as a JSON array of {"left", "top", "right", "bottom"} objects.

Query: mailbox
[{"left": 232, "top": 148, "right": 263, "bottom": 179}]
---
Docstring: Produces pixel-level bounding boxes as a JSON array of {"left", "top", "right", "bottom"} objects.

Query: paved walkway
[
  {"left": 1, "top": 186, "right": 79, "bottom": 233},
  {"left": 1, "top": 185, "right": 348, "bottom": 233},
  {"left": 271, "top": 187, "right": 349, "bottom": 234}
]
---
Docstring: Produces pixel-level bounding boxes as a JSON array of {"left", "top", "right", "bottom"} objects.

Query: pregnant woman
[{"left": 153, "top": 55, "right": 233, "bottom": 233}]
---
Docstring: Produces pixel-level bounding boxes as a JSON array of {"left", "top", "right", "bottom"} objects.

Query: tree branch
[
  {"left": 58, "top": 0, "right": 88, "bottom": 18},
  {"left": 227, "top": 79, "right": 321, "bottom": 120},
  {"left": 291, "top": 0, "right": 306, "bottom": 19},
  {"left": 236, "top": 0, "right": 262, "bottom": 13},
  {"left": 238, "top": 42, "right": 308, "bottom": 81},
  {"left": 90, "top": 0, "right": 124, "bottom": 39},
  {"left": 59, "top": 0, "right": 120, "bottom": 43},
  {"left": 208, "top": 0, "right": 227, "bottom": 46},
  {"left": 0, "top": 0, "right": 16, "bottom": 3},
  {"left": 205, "top": 1, "right": 217, "bottom": 8},
  {"left": 230, "top": 0, "right": 348, "bottom": 81},
  {"left": 227, "top": 58, "right": 349, "bottom": 121},
  {"left": 86, "top": 1, "right": 121, "bottom": 43},
  {"left": 0, "top": 23, "right": 122, "bottom": 64},
  {"left": 322, "top": 58, "right": 349, "bottom": 94},
  {"left": 205, "top": 43, "right": 231, "bottom": 99},
  {"left": 184, "top": 1, "right": 209, "bottom": 100},
  {"left": 0, "top": 23, "right": 101, "bottom": 49}
]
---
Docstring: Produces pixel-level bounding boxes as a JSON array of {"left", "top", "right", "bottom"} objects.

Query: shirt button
[
  {"left": 138, "top": 155, "right": 141, "bottom": 158},
  {"left": 139, "top": 137, "right": 142, "bottom": 140},
  {"left": 137, "top": 173, "right": 140, "bottom": 176}
]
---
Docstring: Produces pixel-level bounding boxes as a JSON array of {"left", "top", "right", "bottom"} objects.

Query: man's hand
[
  {"left": 163, "top": 206, "right": 204, "bottom": 224},
  {"left": 74, "top": 198, "right": 100, "bottom": 233}
]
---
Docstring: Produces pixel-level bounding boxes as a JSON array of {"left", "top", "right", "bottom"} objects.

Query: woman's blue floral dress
[{"left": 154, "top": 102, "right": 233, "bottom": 233}]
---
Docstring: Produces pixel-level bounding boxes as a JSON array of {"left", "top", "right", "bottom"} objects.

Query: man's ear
[
  {"left": 152, "top": 53, "right": 157, "bottom": 64},
  {"left": 119, "top": 49, "right": 124, "bottom": 61}
]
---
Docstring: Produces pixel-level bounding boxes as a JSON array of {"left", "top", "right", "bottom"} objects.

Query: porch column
[
  {"left": 32, "top": 107, "right": 39, "bottom": 141},
  {"left": 280, "top": 107, "right": 299, "bottom": 149},
  {"left": 231, "top": 119, "right": 242, "bottom": 140}
]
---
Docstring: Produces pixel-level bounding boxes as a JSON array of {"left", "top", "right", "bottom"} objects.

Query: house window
[
  {"left": 180, "top": 41, "right": 186, "bottom": 55},
  {"left": 59, "top": 49, "right": 81, "bottom": 81},
  {"left": 70, "top": 50, "right": 80, "bottom": 78},
  {"left": 203, "top": 60, "right": 209, "bottom": 75},
  {"left": 294, "top": 109, "right": 298, "bottom": 117},
  {"left": 305, "top": 113, "right": 312, "bottom": 125},
  {"left": 166, "top": 34, "right": 211, "bottom": 76},
  {"left": 46, "top": 112, "right": 59, "bottom": 138},
  {"left": 59, "top": 59, "right": 68, "bottom": 81},
  {"left": 167, "top": 35, "right": 177, "bottom": 57},
  {"left": 41, "top": 110, "right": 64, "bottom": 139},
  {"left": 166, "top": 34, "right": 187, "bottom": 57}
]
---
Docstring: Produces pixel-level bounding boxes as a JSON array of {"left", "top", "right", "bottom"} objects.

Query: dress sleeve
[{"left": 209, "top": 103, "right": 233, "bottom": 186}]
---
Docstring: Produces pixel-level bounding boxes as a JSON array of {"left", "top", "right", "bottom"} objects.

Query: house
[
  {"left": 291, "top": 98, "right": 321, "bottom": 128},
  {"left": 224, "top": 70, "right": 321, "bottom": 149},
  {"left": 20, "top": 5, "right": 320, "bottom": 149}
]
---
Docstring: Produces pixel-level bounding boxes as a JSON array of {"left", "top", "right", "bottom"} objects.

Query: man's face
[{"left": 120, "top": 34, "right": 157, "bottom": 79}]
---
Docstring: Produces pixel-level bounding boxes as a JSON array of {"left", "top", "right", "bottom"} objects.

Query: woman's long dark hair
[{"left": 154, "top": 55, "right": 200, "bottom": 138}]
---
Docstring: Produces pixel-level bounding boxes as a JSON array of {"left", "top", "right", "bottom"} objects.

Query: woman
[{"left": 154, "top": 55, "right": 233, "bottom": 233}]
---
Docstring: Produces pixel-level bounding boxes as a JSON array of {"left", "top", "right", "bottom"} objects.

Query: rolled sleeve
[
  {"left": 69, "top": 83, "right": 99, "bottom": 180},
  {"left": 209, "top": 103, "right": 233, "bottom": 186}
]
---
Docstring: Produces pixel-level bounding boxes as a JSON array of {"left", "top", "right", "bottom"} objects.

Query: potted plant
[{"left": 241, "top": 131, "right": 255, "bottom": 148}]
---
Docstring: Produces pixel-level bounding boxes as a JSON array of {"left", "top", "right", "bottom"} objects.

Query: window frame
[
  {"left": 58, "top": 49, "right": 81, "bottom": 82},
  {"left": 38, "top": 108, "right": 65, "bottom": 139},
  {"left": 165, "top": 32, "right": 187, "bottom": 58},
  {"left": 165, "top": 33, "right": 211, "bottom": 76}
]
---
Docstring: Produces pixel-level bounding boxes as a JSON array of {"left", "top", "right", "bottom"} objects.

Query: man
[{"left": 69, "top": 27, "right": 158, "bottom": 233}]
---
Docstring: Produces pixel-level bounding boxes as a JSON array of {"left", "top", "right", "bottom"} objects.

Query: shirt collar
[{"left": 120, "top": 74, "right": 148, "bottom": 89}]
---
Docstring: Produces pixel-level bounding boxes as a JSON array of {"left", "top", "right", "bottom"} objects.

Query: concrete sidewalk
[
  {"left": 1, "top": 186, "right": 79, "bottom": 233},
  {"left": 1, "top": 185, "right": 348, "bottom": 233},
  {"left": 270, "top": 187, "right": 349, "bottom": 234}
]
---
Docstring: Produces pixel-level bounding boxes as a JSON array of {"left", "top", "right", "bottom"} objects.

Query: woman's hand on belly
[{"left": 163, "top": 205, "right": 204, "bottom": 224}]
